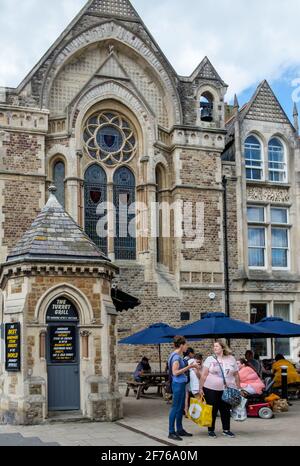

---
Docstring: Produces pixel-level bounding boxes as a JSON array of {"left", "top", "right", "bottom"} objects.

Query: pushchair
[{"left": 241, "top": 377, "right": 275, "bottom": 419}]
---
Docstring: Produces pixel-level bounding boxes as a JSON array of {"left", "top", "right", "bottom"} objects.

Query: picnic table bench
[{"left": 126, "top": 372, "right": 168, "bottom": 400}]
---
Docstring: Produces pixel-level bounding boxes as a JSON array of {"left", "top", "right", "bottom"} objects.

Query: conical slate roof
[{"left": 7, "top": 186, "right": 109, "bottom": 264}]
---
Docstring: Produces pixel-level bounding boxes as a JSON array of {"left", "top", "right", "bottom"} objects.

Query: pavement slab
[
  {"left": 121, "top": 389, "right": 300, "bottom": 446},
  {"left": 0, "top": 388, "right": 299, "bottom": 446}
]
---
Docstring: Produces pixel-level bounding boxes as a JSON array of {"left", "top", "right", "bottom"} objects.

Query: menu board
[
  {"left": 46, "top": 298, "right": 79, "bottom": 323},
  {"left": 5, "top": 323, "right": 21, "bottom": 372},
  {"left": 50, "top": 326, "right": 76, "bottom": 363}
]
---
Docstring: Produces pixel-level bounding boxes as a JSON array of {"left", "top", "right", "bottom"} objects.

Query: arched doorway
[{"left": 46, "top": 297, "right": 80, "bottom": 411}]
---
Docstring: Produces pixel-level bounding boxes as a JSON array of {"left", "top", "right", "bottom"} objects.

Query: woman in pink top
[
  {"left": 199, "top": 341, "right": 240, "bottom": 439},
  {"left": 237, "top": 359, "right": 265, "bottom": 395}
]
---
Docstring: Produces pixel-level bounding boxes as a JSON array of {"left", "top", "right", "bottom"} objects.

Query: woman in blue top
[{"left": 168, "top": 336, "right": 198, "bottom": 441}]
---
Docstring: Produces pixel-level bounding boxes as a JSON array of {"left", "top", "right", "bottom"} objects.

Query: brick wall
[
  {"left": 2, "top": 180, "right": 42, "bottom": 252},
  {"left": 1, "top": 133, "right": 42, "bottom": 172}
]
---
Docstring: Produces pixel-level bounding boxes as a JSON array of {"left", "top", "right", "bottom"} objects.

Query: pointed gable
[
  {"left": 190, "top": 57, "right": 226, "bottom": 84},
  {"left": 7, "top": 187, "right": 109, "bottom": 264},
  {"left": 87, "top": 0, "right": 140, "bottom": 20},
  {"left": 244, "top": 80, "right": 291, "bottom": 125}
]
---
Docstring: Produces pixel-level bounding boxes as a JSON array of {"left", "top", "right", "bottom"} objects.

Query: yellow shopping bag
[{"left": 188, "top": 396, "right": 213, "bottom": 428}]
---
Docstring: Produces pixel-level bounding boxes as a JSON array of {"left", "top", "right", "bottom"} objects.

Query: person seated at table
[
  {"left": 237, "top": 358, "right": 265, "bottom": 395},
  {"left": 272, "top": 354, "right": 300, "bottom": 388},
  {"left": 134, "top": 357, "right": 152, "bottom": 382},
  {"left": 254, "top": 352, "right": 272, "bottom": 378},
  {"left": 245, "top": 350, "right": 261, "bottom": 375}
]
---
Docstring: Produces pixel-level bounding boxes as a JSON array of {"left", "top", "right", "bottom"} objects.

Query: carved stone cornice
[{"left": 0, "top": 260, "right": 116, "bottom": 288}]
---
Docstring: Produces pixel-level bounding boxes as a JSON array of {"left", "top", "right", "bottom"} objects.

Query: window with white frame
[
  {"left": 248, "top": 206, "right": 290, "bottom": 270},
  {"left": 250, "top": 302, "right": 291, "bottom": 357},
  {"left": 271, "top": 208, "right": 289, "bottom": 269},
  {"left": 250, "top": 303, "right": 268, "bottom": 357},
  {"left": 244, "top": 135, "right": 263, "bottom": 181},
  {"left": 268, "top": 138, "right": 287, "bottom": 183},
  {"left": 247, "top": 206, "right": 266, "bottom": 268},
  {"left": 274, "top": 303, "right": 291, "bottom": 356}
]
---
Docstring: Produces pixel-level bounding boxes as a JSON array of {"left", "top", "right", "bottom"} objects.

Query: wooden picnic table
[{"left": 126, "top": 372, "right": 168, "bottom": 400}]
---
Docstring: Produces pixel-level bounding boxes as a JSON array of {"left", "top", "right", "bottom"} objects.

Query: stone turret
[{"left": 0, "top": 187, "right": 121, "bottom": 425}]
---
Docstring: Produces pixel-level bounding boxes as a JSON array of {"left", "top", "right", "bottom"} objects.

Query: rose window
[{"left": 83, "top": 111, "right": 137, "bottom": 166}]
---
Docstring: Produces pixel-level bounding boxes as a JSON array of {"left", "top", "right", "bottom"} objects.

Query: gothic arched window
[
  {"left": 268, "top": 138, "right": 287, "bottom": 182},
  {"left": 53, "top": 160, "right": 65, "bottom": 208},
  {"left": 84, "top": 164, "right": 107, "bottom": 255},
  {"left": 244, "top": 135, "right": 263, "bottom": 180},
  {"left": 113, "top": 166, "right": 136, "bottom": 260}
]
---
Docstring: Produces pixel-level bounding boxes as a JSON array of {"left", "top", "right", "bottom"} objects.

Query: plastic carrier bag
[
  {"left": 188, "top": 396, "right": 213, "bottom": 428},
  {"left": 231, "top": 396, "right": 248, "bottom": 422}
]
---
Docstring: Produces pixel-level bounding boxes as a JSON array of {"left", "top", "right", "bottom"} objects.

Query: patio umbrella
[
  {"left": 255, "top": 317, "right": 300, "bottom": 358},
  {"left": 119, "top": 322, "right": 199, "bottom": 372},
  {"left": 255, "top": 317, "right": 300, "bottom": 337},
  {"left": 164, "top": 312, "right": 276, "bottom": 340}
]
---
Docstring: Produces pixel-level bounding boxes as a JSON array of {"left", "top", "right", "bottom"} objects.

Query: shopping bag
[
  {"left": 188, "top": 396, "right": 213, "bottom": 428},
  {"left": 231, "top": 396, "right": 247, "bottom": 422}
]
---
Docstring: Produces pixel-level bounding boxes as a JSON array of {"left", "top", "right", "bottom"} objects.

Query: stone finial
[
  {"left": 234, "top": 94, "right": 239, "bottom": 110},
  {"left": 293, "top": 103, "right": 299, "bottom": 134}
]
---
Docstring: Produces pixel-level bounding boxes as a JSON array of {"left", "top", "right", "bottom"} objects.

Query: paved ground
[
  {"left": 0, "top": 421, "right": 162, "bottom": 447},
  {"left": 0, "top": 388, "right": 299, "bottom": 446},
  {"left": 121, "top": 389, "right": 300, "bottom": 446}
]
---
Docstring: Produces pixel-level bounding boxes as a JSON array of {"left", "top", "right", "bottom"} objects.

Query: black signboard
[
  {"left": 46, "top": 298, "right": 79, "bottom": 323},
  {"left": 5, "top": 323, "right": 21, "bottom": 372},
  {"left": 50, "top": 326, "right": 77, "bottom": 363}
]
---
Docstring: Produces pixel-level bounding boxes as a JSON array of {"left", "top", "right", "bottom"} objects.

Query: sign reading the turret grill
[
  {"left": 5, "top": 323, "right": 21, "bottom": 372},
  {"left": 46, "top": 298, "right": 79, "bottom": 322}
]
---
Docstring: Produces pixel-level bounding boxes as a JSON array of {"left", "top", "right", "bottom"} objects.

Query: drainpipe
[{"left": 222, "top": 176, "right": 230, "bottom": 318}]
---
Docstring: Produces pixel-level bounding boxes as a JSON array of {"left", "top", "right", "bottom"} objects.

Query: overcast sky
[{"left": 1, "top": 0, "right": 300, "bottom": 119}]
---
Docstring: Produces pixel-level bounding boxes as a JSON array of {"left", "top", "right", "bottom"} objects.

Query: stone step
[{"left": 47, "top": 411, "right": 90, "bottom": 424}]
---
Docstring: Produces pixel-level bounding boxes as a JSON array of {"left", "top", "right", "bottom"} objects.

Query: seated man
[
  {"left": 134, "top": 357, "right": 151, "bottom": 382},
  {"left": 245, "top": 350, "right": 261, "bottom": 375}
]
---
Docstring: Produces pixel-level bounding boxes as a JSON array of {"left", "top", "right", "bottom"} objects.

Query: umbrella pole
[
  {"left": 158, "top": 344, "right": 162, "bottom": 372},
  {"left": 271, "top": 338, "right": 274, "bottom": 359}
]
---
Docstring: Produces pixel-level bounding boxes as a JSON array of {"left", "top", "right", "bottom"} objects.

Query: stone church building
[{"left": 0, "top": 0, "right": 300, "bottom": 423}]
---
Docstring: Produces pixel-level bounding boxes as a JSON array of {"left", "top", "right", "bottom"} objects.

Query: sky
[{"left": 1, "top": 0, "right": 300, "bottom": 121}]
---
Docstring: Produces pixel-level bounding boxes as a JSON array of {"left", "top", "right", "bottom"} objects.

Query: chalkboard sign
[
  {"left": 50, "top": 326, "right": 77, "bottom": 363},
  {"left": 5, "top": 323, "right": 21, "bottom": 372},
  {"left": 46, "top": 298, "right": 79, "bottom": 323}
]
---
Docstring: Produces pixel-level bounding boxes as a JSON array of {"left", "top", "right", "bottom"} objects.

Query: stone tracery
[{"left": 83, "top": 110, "right": 137, "bottom": 166}]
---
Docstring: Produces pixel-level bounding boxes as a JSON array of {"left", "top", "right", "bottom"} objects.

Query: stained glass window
[
  {"left": 83, "top": 111, "right": 137, "bottom": 166},
  {"left": 84, "top": 164, "right": 107, "bottom": 255},
  {"left": 113, "top": 167, "right": 136, "bottom": 260}
]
